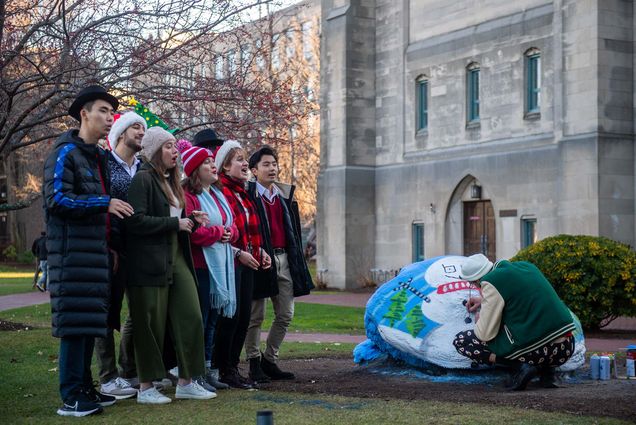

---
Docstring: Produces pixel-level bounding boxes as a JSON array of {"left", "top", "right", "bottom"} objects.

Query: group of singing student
[{"left": 43, "top": 85, "right": 313, "bottom": 417}]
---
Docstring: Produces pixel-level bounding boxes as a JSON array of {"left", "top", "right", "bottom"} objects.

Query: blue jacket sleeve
[{"left": 43, "top": 145, "right": 110, "bottom": 219}]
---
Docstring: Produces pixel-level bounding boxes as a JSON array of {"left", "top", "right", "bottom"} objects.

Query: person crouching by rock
[
  {"left": 178, "top": 140, "right": 238, "bottom": 391},
  {"left": 453, "top": 254, "right": 576, "bottom": 391},
  {"left": 125, "top": 127, "right": 215, "bottom": 404},
  {"left": 214, "top": 140, "right": 272, "bottom": 389}
]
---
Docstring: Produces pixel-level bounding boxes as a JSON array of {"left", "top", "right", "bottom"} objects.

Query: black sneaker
[
  {"left": 261, "top": 356, "right": 295, "bottom": 380},
  {"left": 539, "top": 367, "right": 559, "bottom": 388},
  {"left": 57, "top": 393, "right": 103, "bottom": 417},
  {"left": 83, "top": 386, "right": 116, "bottom": 407},
  {"left": 506, "top": 363, "right": 539, "bottom": 391}
]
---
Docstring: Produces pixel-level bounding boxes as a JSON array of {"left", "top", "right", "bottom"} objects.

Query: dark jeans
[
  {"left": 195, "top": 268, "right": 220, "bottom": 364},
  {"left": 59, "top": 336, "right": 94, "bottom": 402},
  {"left": 214, "top": 265, "right": 254, "bottom": 373}
]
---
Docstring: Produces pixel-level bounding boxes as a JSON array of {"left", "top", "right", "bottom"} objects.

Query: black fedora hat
[
  {"left": 193, "top": 128, "right": 224, "bottom": 149},
  {"left": 68, "top": 85, "right": 119, "bottom": 122}
]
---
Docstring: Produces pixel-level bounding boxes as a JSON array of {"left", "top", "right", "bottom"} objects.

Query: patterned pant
[{"left": 453, "top": 330, "right": 575, "bottom": 366}]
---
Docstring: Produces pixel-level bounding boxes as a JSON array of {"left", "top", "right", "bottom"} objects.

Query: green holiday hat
[{"left": 127, "top": 96, "right": 179, "bottom": 134}]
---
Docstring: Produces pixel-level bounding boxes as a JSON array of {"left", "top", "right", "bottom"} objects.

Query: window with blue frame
[
  {"left": 467, "top": 63, "right": 480, "bottom": 123},
  {"left": 521, "top": 217, "right": 537, "bottom": 248},
  {"left": 417, "top": 78, "right": 428, "bottom": 131},
  {"left": 412, "top": 222, "right": 425, "bottom": 262},
  {"left": 526, "top": 49, "right": 541, "bottom": 114}
]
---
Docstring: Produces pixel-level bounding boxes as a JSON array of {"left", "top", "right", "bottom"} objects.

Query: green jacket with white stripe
[{"left": 481, "top": 260, "right": 576, "bottom": 360}]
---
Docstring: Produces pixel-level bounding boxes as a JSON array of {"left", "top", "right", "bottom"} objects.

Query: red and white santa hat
[
  {"left": 107, "top": 111, "right": 147, "bottom": 150},
  {"left": 176, "top": 139, "right": 214, "bottom": 177}
]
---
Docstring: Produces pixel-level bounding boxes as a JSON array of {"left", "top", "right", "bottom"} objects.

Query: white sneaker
[
  {"left": 137, "top": 387, "right": 172, "bottom": 405},
  {"left": 175, "top": 381, "right": 217, "bottom": 400},
  {"left": 122, "top": 376, "right": 139, "bottom": 388},
  {"left": 100, "top": 377, "right": 138, "bottom": 400}
]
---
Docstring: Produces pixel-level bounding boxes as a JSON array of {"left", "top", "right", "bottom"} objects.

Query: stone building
[{"left": 318, "top": 0, "right": 635, "bottom": 289}]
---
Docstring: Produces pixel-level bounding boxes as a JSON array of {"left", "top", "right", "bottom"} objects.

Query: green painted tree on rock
[
  {"left": 383, "top": 289, "right": 408, "bottom": 327},
  {"left": 405, "top": 303, "right": 426, "bottom": 337}
]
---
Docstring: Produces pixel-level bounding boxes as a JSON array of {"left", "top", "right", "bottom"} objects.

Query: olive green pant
[{"left": 128, "top": 244, "right": 204, "bottom": 382}]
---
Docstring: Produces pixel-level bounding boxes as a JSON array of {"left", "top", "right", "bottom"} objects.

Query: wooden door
[{"left": 463, "top": 201, "right": 496, "bottom": 261}]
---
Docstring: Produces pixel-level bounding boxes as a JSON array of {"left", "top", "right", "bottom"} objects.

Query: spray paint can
[
  {"left": 626, "top": 345, "right": 636, "bottom": 379},
  {"left": 599, "top": 355, "right": 611, "bottom": 380},
  {"left": 590, "top": 354, "right": 600, "bottom": 379}
]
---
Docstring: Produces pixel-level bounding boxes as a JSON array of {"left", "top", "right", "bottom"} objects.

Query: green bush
[
  {"left": 512, "top": 234, "right": 636, "bottom": 330},
  {"left": 2, "top": 245, "right": 17, "bottom": 261},
  {"left": 17, "top": 250, "right": 35, "bottom": 264}
]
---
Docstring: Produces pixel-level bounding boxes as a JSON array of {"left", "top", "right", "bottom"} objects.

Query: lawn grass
[
  {"left": 0, "top": 262, "right": 37, "bottom": 296},
  {"left": 0, "top": 277, "right": 36, "bottom": 296},
  {"left": 0, "top": 327, "right": 628, "bottom": 425},
  {"left": 263, "top": 301, "right": 365, "bottom": 335},
  {"left": 0, "top": 264, "right": 33, "bottom": 273},
  {"left": 1, "top": 301, "right": 367, "bottom": 335}
]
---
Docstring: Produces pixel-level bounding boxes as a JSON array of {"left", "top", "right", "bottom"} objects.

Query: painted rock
[{"left": 353, "top": 255, "right": 586, "bottom": 371}]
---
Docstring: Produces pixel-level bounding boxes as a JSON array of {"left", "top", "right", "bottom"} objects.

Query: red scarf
[{"left": 220, "top": 174, "right": 262, "bottom": 263}]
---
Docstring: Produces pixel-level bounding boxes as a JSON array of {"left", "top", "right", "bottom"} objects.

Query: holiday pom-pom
[{"left": 175, "top": 139, "right": 192, "bottom": 153}]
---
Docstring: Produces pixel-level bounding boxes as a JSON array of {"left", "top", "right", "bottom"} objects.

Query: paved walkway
[
  {"left": 0, "top": 291, "right": 48, "bottom": 312},
  {"left": 1, "top": 290, "right": 634, "bottom": 352}
]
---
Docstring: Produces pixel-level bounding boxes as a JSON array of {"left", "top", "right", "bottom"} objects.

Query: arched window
[
  {"left": 525, "top": 48, "right": 541, "bottom": 115},
  {"left": 466, "top": 62, "right": 480, "bottom": 123},
  {"left": 416, "top": 75, "right": 428, "bottom": 131}
]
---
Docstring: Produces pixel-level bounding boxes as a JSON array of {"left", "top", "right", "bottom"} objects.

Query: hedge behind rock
[{"left": 512, "top": 234, "right": 636, "bottom": 330}]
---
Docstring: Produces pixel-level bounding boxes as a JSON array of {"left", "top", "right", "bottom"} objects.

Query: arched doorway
[
  {"left": 463, "top": 200, "right": 496, "bottom": 261},
  {"left": 444, "top": 176, "right": 496, "bottom": 262}
]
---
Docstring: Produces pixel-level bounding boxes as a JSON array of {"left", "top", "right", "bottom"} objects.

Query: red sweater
[
  {"left": 184, "top": 189, "right": 239, "bottom": 269},
  {"left": 263, "top": 195, "right": 287, "bottom": 249}
]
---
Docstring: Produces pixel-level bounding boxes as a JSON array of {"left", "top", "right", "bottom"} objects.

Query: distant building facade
[{"left": 318, "top": 0, "right": 636, "bottom": 288}]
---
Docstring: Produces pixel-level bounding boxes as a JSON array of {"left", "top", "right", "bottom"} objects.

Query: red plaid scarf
[{"left": 220, "top": 174, "right": 262, "bottom": 262}]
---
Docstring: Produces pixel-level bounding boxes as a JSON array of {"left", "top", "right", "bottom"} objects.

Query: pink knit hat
[{"left": 176, "top": 139, "right": 213, "bottom": 177}]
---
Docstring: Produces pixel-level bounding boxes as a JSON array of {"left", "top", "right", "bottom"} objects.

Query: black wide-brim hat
[
  {"left": 193, "top": 128, "right": 224, "bottom": 149},
  {"left": 68, "top": 85, "right": 119, "bottom": 122}
]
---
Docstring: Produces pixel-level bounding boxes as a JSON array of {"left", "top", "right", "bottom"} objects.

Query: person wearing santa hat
[
  {"left": 213, "top": 140, "right": 272, "bottom": 389},
  {"left": 93, "top": 111, "right": 146, "bottom": 400},
  {"left": 178, "top": 140, "right": 239, "bottom": 391}
]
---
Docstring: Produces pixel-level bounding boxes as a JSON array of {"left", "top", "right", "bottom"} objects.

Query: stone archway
[{"left": 444, "top": 175, "right": 496, "bottom": 261}]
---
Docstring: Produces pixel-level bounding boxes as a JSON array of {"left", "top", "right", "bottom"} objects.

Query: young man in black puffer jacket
[{"left": 43, "top": 85, "right": 133, "bottom": 417}]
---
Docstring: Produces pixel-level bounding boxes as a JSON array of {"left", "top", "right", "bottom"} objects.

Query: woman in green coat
[{"left": 125, "top": 127, "right": 215, "bottom": 404}]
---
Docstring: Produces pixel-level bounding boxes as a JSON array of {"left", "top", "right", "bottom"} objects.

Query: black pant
[
  {"left": 213, "top": 265, "right": 254, "bottom": 373},
  {"left": 453, "top": 330, "right": 575, "bottom": 367}
]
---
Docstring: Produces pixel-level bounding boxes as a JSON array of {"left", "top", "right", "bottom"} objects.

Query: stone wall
[{"left": 319, "top": 0, "right": 636, "bottom": 288}]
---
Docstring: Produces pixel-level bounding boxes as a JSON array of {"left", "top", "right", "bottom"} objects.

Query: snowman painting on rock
[{"left": 354, "top": 255, "right": 586, "bottom": 373}]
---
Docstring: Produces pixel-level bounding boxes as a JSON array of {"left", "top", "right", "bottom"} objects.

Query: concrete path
[
  {"left": 297, "top": 292, "right": 371, "bottom": 308},
  {"left": 0, "top": 291, "right": 48, "bottom": 312}
]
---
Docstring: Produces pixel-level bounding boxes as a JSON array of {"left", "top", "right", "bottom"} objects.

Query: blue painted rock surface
[{"left": 354, "top": 255, "right": 586, "bottom": 371}]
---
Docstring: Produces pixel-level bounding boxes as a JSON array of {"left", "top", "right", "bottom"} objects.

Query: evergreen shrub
[{"left": 512, "top": 234, "right": 636, "bottom": 329}]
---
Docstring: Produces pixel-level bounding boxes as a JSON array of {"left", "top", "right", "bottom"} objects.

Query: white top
[
  {"left": 167, "top": 191, "right": 182, "bottom": 218},
  {"left": 111, "top": 151, "right": 140, "bottom": 177},
  {"left": 256, "top": 181, "right": 279, "bottom": 202}
]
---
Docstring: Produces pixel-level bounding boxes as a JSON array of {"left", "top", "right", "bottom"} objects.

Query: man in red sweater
[{"left": 245, "top": 146, "right": 314, "bottom": 382}]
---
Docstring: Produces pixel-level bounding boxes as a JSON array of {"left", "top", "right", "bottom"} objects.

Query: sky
[{"left": 242, "top": 0, "right": 305, "bottom": 22}]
